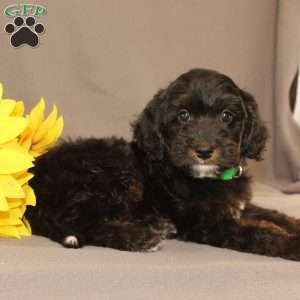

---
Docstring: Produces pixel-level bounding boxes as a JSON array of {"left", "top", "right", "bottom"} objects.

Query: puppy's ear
[
  {"left": 240, "top": 90, "right": 269, "bottom": 161},
  {"left": 131, "top": 89, "right": 166, "bottom": 161}
]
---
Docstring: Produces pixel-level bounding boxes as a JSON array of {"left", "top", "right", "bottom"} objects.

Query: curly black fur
[{"left": 26, "top": 69, "right": 300, "bottom": 260}]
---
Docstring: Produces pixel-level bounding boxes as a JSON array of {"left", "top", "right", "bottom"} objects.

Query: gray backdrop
[{"left": 0, "top": 0, "right": 278, "bottom": 185}]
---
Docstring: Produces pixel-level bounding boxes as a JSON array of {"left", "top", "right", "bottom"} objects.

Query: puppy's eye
[
  {"left": 221, "top": 110, "right": 234, "bottom": 123},
  {"left": 178, "top": 109, "right": 190, "bottom": 122}
]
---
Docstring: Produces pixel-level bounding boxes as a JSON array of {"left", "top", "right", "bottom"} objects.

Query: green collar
[{"left": 217, "top": 166, "right": 243, "bottom": 181}]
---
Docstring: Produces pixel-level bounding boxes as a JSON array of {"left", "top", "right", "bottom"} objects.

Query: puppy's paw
[
  {"left": 62, "top": 235, "right": 81, "bottom": 249},
  {"left": 151, "top": 219, "right": 177, "bottom": 239},
  {"left": 229, "top": 207, "right": 242, "bottom": 219},
  {"left": 146, "top": 240, "right": 165, "bottom": 252}
]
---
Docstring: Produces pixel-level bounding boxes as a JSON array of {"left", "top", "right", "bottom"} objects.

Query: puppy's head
[{"left": 132, "top": 68, "right": 268, "bottom": 178}]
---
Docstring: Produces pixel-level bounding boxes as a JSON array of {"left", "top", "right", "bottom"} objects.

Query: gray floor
[{"left": 1, "top": 183, "right": 300, "bottom": 300}]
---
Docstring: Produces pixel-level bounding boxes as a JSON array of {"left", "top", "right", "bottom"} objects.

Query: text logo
[{"left": 4, "top": 3, "right": 46, "bottom": 17}]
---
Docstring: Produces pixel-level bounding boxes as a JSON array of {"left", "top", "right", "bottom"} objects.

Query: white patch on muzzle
[{"left": 190, "top": 164, "right": 219, "bottom": 178}]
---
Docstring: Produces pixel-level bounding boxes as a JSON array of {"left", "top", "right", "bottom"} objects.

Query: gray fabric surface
[
  {"left": 1, "top": 184, "right": 300, "bottom": 300},
  {"left": 274, "top": 0, "right": 300, "bottom": 192},
  {"left": 0, "top": 0, "right": 277, "bottom": 183}
]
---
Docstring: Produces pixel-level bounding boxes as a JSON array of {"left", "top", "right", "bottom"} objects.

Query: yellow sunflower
[{"left": 0, "top": 83, "right": 63, "bottom": 238}]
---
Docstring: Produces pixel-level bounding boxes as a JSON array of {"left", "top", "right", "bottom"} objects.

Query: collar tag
[{"left": 218, "top": 166, "right": 243, "bottom": 181}]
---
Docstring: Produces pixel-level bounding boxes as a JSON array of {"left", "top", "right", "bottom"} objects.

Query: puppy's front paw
[
  {"left": 146, "top": 240, "right": 165, "bottom": 252},
  {"left": 229, "top": 206, "right": 242, "bottom": 219},
  {"left": 137, "top": 220, "right": 176, "bottom": 252},
  {"left": 151, "top": 219, "right": 177, "bottom": 239}
]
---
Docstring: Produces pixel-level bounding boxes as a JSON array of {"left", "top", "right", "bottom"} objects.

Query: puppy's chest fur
[{"left": 152, "top": 175, "right": 252, "bottom": 228}]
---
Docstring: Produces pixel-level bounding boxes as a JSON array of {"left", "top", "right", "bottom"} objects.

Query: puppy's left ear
[
  {"left": 240, "top": 90, "right": 269, "bottom": 161},
  {"left": 131, "top": 89, "right": 166, "bottom": 161}
]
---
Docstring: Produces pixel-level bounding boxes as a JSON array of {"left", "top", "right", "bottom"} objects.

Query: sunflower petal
[
  {"left": 0, "top": 100, "right": 16, "bottom": 117},
  {"left": 32, "top": 104, "right": 58, "bottom": 143},
  {"left": 19, "top": 98, "right": 45, "bottom": 143},
  {"left": 15, "top": 172, "right": 34, "bottom": 186},
  {"left": 16, "top": 222, "right": 31, "bottom": 236},
  {"left": 0, "top": 216, "right": 22, "bottom": 226},
  {"left": 19, "top": 134, "right": 33, "bottom": 152},
  {"left": 0, "top": 225, "right": 21, "bottom": 238},
  {"left": 0, "top": 83, "right": 3, "bottom": 99},
  {"left": 0, "top": 149, "right": 34, "bottom": 174},
  {"left": 4, "top": 206, "right": 23, "bottom": 219},
  {"left": 29, "top": 150, "right": 41, "bottom": 158},
  {"left": 0, "top": 190, "right": 8, "bottom": 211},
  {"left": 0, "top": 117, "right": 28, "bottom": 144},
  {"left": 22, "top": 217, "right": 32, "bottom": 234},
  {"left": 10, "top": 101, "right": 25, "bottom": 117},
  {"left": 0, "top": 175, "right": 25, "bottom": 198},
  {"left": 7, "top": 198, "right": 23, "bottom": 209},
  {"left": 32, "top": 116, "right": 64, "bottom": 152},
  {"left": 23, "top": 184, "right": 36, "bottom": 206},
  {"left": 28, "top": 98, "right": 45, "bottom": 134},
  {"left": 1, "top": 139, "right": 32, "bottom": 156}
]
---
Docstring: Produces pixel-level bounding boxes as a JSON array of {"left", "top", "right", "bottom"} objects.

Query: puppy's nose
[{"left": 196, "top": 147, "right": 214, "bottom": 160}]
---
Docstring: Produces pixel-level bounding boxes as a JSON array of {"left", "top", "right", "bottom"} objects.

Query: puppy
[{"left": 26, "top": 69, "right": 300, "bottom": 260}]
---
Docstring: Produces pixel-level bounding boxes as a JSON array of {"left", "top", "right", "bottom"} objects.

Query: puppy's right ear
[
  {"left": 239, "top": 90, "right": 269, "bottom": 161},
  {"left": 131, "top": 89, "right": 166, "bottom": 161}
]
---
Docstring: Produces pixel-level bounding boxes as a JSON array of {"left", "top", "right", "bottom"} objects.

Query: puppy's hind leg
[
  {"left": 45, "top": 227, "right": 86, "bottom": 249},
  {"left": 183, "top": 217, "right": 300, "bottom": 261},
  {"left": 243, "top": 204, "right": 300, "bottom": 235},
  {"left": 61, "top": 233, "right": 87, "bottom": 249},
  {"left": 63, "top": 235, "right": 80, "bottom": 248},
  {"left": 31, "top": 224, "right": 86, "bottom": 249},
  {"left": 26, "top": 207, "right": 86, "bottom": 249}
]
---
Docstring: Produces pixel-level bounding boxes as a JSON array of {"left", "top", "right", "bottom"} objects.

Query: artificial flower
[{"left": 0, "top": 83, "right": 63, "bottom": 238}]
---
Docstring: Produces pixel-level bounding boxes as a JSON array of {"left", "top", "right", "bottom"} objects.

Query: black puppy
[{"left": 26, "top": 69, "right": 300, "bottom": 260}]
